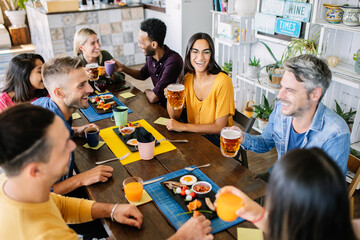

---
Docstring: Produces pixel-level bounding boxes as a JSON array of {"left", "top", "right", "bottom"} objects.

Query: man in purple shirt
[{"left": 115, "top": 18, "right": 183, "bottom": 106}]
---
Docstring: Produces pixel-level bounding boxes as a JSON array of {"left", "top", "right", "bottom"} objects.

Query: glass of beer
[
  {"left": 167, "top": 83, "right": 185, "bottom": 109},
  {"left": 220, "top": 127, "right": 243, "bottom": 158},
  {"left": 123, "top": 177, "right": 143, "bottom": 202},
  {"left": 86, "top": 63, "right": 99, "bottom": 81}
]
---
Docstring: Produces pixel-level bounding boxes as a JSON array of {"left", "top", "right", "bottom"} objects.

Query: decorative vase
[
  {"left": 247, "top": 65, "right": 260, "bottom": 78},
  {"left": 244, "top": 100, "right": 254, "bottom": 118},
  {"left": 4, "top": 10, "right": 26, "bottom": 27},
  {"left": 266, "top": 67, "right": 284, "bottom": 89},
  {"left": 355, "top": 50, "right": 360, "bottom": 74},
  {"left": 327, "top": 56, "right": 340, "bottom": 67},
  {"left": 340, "top": 6, "right": 360, "bottom": 26},
  {"left": 257, "top": 118, "right": 268, "bottom": 130},
  {"left": 323, "top": 4, "right": 343, "bottom": 24}
]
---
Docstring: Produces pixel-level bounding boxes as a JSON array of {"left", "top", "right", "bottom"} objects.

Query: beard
[
  {"left": 64, "top": 93, "right": 89, "bottom": 110},
  {"left": 144, "top": 45, "right": 156, "bottom": 56}
]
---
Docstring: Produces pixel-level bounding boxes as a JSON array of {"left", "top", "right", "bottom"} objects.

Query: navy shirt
[
  {"left": 288, "top": 123, "right": 306, "bottom": 151},
  {"left": 32, "top": 97, "right": 76, "bottom": 182},
  {"left": 140, "top": 45, "right": 183, "bottom": 105}
]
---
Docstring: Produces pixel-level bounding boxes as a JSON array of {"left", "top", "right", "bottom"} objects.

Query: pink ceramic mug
[{"left": 137, "top": 140, "right": 155, "bottom": 160}]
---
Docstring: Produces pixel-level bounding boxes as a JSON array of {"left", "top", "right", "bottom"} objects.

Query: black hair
[
  {"left": 2, "top": 53, "right": 47, "bottom": 102},
  {"left": 0, "top": 104, "right": 55, "bottom": 177},
  {"left": 183, "top": 32, "right": 225, "bottom": 77},
  {"left": 140, "top": 18, "right": 167, "bottom": 47},
  {"left": 266, "top": 148, "right": 356, "bottom": 240}
]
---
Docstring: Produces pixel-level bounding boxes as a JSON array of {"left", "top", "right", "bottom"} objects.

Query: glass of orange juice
[
  {"left": 123, "top": 177, "right": 143, "bottom": 202},
  {"left": 216, "top": 193, "right": 244, "bottom": 222}
]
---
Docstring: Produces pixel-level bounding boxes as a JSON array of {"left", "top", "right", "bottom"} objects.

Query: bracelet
[
  {"left": 251, "top": 207, "right": 266, "bottom": 224},
  {"left": 110, "top": 202, "right": 119, "bottom": 222}
]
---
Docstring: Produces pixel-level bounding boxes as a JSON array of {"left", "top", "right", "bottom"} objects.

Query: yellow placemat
[
  {"left": 154, "top": 117, "right": 169, "bottom": 126},
  {"left": 237, "top": 227, "right": 264, "bottom": 240},
  {"left": 119, "top": 92, "right": 136, "bottom": 99},
  {"left": 99, "top": 119, "right": 176, "bottom": 165},
  {"left": 125, "top": 189, "right": 152, "bottom": 206},
  {"left": 83, "top": 141, "right": 106, "bottom": 150},
  {"left": 72, "top": 112, "right": 82, "bottom": 120}
]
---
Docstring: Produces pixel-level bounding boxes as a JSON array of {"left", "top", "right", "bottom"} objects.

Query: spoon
[{"left": 185, "top": 163, "right": 211, "bottom": 171}]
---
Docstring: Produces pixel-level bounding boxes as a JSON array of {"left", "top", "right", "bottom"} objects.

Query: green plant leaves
[{"left": 253, "top": 95, "right": 274, "bottom": 120}]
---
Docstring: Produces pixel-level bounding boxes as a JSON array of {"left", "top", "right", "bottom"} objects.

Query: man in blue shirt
[
  {"left": 241, "top": 54, "right": 350, "bottom": 178},
  {"left": 33, "top": 57, "right": 114, "bottom": 195}
]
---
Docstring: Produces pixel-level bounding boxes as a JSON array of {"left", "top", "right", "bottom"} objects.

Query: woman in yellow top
[{"left": 166, "top": 32, "right": 235, "bottom": 139}]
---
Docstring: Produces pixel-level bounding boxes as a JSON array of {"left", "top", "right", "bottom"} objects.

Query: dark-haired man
[
  {"left": 0, "top": 104, "right": 213, "bottom": 240},
  {"left": 115, "top": 18, "right": 183, "bottom": 105}
]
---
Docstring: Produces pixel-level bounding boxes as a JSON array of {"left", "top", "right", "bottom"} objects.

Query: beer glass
[
  {"left": 220, "top": 127, "right": 243, "bottom": 157},
  {"left": 86, "top": 63, "right": 99, "bottom": 81},
  {"left": 167, "top": 83, "right": 185, "bottom": 109}
]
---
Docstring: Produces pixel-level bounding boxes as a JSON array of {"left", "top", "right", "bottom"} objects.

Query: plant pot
[
  {"left": 247, "top": 65, "right": 260, "bottom": 78},
  {"left": 355, "top": 49, "right": 360, "bottom": 75},
  {"left": 5, "top": 10, "right": 26, "bottom": 27},
  {"left": 323, "top": 4, "right": 343, "bottom": 24},
  {"left": 340, "top": 6, "right": 360, "bottom": 26},
  {"left": 266, "top": 67, "right": 284, "bottom": 89},
  {"left": 257, "top": 118, "right": 268, "bottom": 130},
  {"left": 244, "top": 100, "right": 254, "bottom": 118}
]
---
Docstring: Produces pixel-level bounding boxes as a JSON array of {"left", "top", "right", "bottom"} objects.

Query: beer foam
[
  {"left": 221, "top": 129, "right": 241, "bottom": 139},
  {"left": 168, "top": 84, "right": 185, "bottom": 92},
  {"left": 86, "top": 63, "right": 98, "bottom": 69}
]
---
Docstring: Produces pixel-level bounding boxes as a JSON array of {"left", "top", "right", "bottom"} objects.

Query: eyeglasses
[{"left": 190, "top": 48, "right": 211, "bottom": 57}]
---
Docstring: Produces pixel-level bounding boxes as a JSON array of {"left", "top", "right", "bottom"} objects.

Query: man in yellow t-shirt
[{"left": 0, "top": 104, "right": 213, "bottom": 240}]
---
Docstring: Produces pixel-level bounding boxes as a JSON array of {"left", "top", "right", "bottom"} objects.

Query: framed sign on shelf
[{"left": 254, "top": 0, "right": 314, "bottom": 45}]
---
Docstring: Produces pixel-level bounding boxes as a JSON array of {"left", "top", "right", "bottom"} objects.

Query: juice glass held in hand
[
  {"left": 216, "top": 193, "right": 244, "bottom": 222},
  {"left": 167, "top": 83, "right": 185, "bottom": 109},
  {"left": 123, "top": 177, "right": 143, "bottom": 202},
  {"left": 220, "top": 127, "right": 243, "bottom": 158},
  {"left": 86, "top": 63, "right": 99, "bottom": 81}
]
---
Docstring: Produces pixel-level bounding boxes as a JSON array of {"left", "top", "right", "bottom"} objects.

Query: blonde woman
[{"left": 73, "top": 28, "right": 125, "bottom": 83}]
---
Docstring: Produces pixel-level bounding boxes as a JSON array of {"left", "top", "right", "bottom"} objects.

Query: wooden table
[{"left": 73, "top": 85, "right": 266, "bottom": 240}]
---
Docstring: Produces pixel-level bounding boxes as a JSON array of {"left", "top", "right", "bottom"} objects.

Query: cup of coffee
[
  {"left": 85, "top": 127, "right": 100, "bottom": 147},
  {"left": 111, "top": 106, "right": 128, "bottom": 126},
  {"left": 105, "top": 60, "right": 115, "bottom": 76},
  {"left": 166, "top": 83, "right": 185, "bottom": 109},
  {"left": 86, "top": 63, "right": 99, "bottom": 81},
  {"left": 137, "top": 139, "right": 155, "bottom": 160}
]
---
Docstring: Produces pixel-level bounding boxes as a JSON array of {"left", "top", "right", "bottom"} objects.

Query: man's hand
[
  {"left": 113, "top": 204, "right": 143, "bottom": 229},
  {"left": 169, "top": 215, "right": 213, "bottom": 240},
  {"left": 72, "top": 123, "right": 98, "bottom": 138},
  {"left": 78, "top": 165, "right": 114, "bottom": 186},
  {"left": 166, "top": 119, "right": 185, "bottom": 132},
  {"left": 113, "top": 59, "right": 124, "bottom": 72}
]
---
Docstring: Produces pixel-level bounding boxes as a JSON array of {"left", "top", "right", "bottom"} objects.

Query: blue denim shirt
[
  {"left": 32, "top": 97, "right": 76, "bottom": 181},
  {"left": 242, "top": 101, "right": 350, "bottom": 176}
]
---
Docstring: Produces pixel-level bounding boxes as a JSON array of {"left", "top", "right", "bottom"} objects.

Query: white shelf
[
  {"left": 314, "top": 19, "right": 360, "bottom": 33},
  {"left": 352, "top": 142, "right": 360, "bottom": 152},
  {"left": 326, "top": 62, "right": 360, "bottom": 89},
  {"left": 237, "top": 74, "right": 280, "bottom": 95}
]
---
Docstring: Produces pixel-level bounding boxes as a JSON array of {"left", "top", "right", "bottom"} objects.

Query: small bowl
[
  {"left": 100, "top": 94, "right": 113, "bottom": 101},
  {"left": 191, "top": 181, "right": 212, "bottom": 198},
  {"left": 119, "top": 126, "right": 135, "bottom": 135}
]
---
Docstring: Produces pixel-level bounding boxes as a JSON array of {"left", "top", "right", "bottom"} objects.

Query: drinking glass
[
  {"left": 94, "top": 79, "right": 107, "bottom": 92},
  {"left": 86, "top": 63, "right": 99, "bottom": 81},
  {"left": 105, "top": 60, "right": 115, "bottom": 77},
  {"left": 166, "top": 83, "right": 185, "bottom": 109},
  {"left": 220, "top": 127, "right": 243, "bottom": 157},
  {"left": 216, "top": 193, "right": 244, "bottom": 222},
  {"left": 123, "top": 177, "right": 143, "bottom": 202}
]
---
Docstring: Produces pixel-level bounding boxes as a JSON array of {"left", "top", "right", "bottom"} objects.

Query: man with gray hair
[
  {"left": 240, "top": 54, "right": 350, "bottom": 180},
  {"left": 33, "top": 57, "right": 114, "bottom": 195}
]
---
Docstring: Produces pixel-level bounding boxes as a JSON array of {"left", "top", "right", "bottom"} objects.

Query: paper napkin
[
  {"left": 154, "top": 117, "right": 170, "bottom": 126},
  {"left": 83, "top": 141, "right": 106, "bottom": 150},
  {"left": 95, "top": 90, "right": 110, "bottom": 95},
  {"left": 126, "top": 189, "right": 153, "bottom": 206},
  {"left": 119, "top": 92, "right": 135, "bottom": 99},
  {"left": 237, "top": 227, "right": 264, "bottom": 240},
  {"left": 72, "top": 112, "right": 81, "bottom": 120}
]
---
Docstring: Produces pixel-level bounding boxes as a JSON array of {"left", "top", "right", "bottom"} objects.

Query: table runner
[
  {"left": 100, "top": 119, "right": 177, "bottom": 165},
  {"left": 80, "top": 93, "right": 133, "bottom": 122},
  {"left": 143, "top": 167, "right": 245, "bottom": 234}
]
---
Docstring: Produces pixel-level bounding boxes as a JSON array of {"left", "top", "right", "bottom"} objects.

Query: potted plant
[
  {"left": 222, "top": 61, "right": 232, "bottom": 77},
  {"left": 253, "top": 95, "right": 274, "bottom": 130},
  {"left": 353, "top": 50, "right": 360, "bottom": 74},
  {"left": 281, "top": 31, "right": 320, "bottom": 61},
  {"left": 333, "top": 100, "right": 357, "bottom": 131},
  {"left": 2, "top": 0, "right": 27, "bottom": 27},
  {"left": 260, "top": 41, "right": 285, "bottom": 89},
  {"left": 247, "top": 56, "right": 261, "bottom": 78}
]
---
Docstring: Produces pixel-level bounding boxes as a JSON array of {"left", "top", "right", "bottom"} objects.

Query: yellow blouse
[{"left": 184, "top": 72, "right": 235, "bottom": 126}]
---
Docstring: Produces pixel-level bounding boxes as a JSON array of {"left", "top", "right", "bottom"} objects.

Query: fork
[
  {"left": 185, "top": 163, "right": 211, "bottom": 171},
  {"left": 95, "top": 153, "right": 130, "bottom": 165}
]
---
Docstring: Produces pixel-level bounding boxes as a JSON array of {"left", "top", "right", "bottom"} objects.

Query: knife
[
  {"left": 158, "top": 138, "right": 188, "bottom": 143},
  {"left": 143, "top": 177, "right": 165, "bottom": 185}
]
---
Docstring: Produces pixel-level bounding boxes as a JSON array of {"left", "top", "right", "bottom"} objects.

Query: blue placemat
[
  {"left": 80, "top": 93, "right": 133, "bottom": 122},
  {"left": 144, "top": 167, "right": 244, "bottom": 234}
]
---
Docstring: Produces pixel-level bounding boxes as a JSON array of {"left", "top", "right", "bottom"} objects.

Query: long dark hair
[
  {"left": 266, "top": 148, "right": 356, "bottom": 240},
  {"left": 183, "top": 32, "right": 224, "bottom": 77},
  {"left": 2, "top": 53, "right": 47, "bottom": 103}
]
